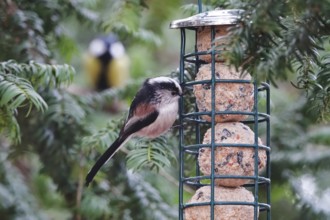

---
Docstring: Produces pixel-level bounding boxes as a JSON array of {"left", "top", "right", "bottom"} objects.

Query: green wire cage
[{"left": 170, "top": 3, "right": 271, "bottom": 220}]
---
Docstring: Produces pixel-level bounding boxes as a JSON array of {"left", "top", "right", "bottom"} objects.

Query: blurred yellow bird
[{"left": 85, "top": 34, "right": 130, "bottom": 91}]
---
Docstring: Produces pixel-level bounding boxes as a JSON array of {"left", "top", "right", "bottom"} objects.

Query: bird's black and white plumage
[{"left": 85, "top": 76, "right": 182, "bottom": 186}]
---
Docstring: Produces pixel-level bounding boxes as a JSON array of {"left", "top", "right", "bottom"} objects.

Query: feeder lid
[{"left": 170, "top": 9, "right": 243, "bottom": 29}]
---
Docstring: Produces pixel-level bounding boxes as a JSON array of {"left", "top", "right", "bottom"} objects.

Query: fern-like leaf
[
  {"left": 0, "top": 60, "right": 76, "bottom": 144},
  {"left": 126, "top": 136, "right": 177, "bottom": 172},
  {"left": 0, "top": 60, "right": 75, "bottom": 88},
  {"left": 0, "top": 73, "right": 47, "bottom": 113}
]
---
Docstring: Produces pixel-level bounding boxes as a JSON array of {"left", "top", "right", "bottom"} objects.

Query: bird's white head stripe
[
  {"left": 89, "top": 39, "right": 107, "bottom": 56},
  {"left": 148, "top": 77, "right": 182, "bottom": 94},
  {"left": 109, "top": 42, "right": 125, "bottom": 58}
]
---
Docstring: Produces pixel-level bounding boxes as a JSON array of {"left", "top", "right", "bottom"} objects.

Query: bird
[
  {"left": 84, "top": 34, "right": 130, "bottom": 91},
  {"left": 85, "top": 76, "right": 182, "bottom": 186}
]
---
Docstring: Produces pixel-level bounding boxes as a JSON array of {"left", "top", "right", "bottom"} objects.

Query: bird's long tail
[{"left": 85, "top": 135, "right": 130, "bottom": 187}]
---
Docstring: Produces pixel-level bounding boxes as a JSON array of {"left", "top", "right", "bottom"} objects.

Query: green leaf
[
  {"left": 0, "top": 73, "right": 47, "bottom": 113},
  {"left": 0, "top": 60, "right": 75, "bottom": 89},
  {"left": 126, "top": 136, "right": 176, "bottom": 172}
]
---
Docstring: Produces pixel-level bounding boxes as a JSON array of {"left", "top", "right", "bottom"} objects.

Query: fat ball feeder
[{"left": 170, "top": 7, "right": 271, "bottom": 220}]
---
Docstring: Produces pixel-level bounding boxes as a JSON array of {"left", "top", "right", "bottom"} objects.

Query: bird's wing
[{"left": 122, "top": 106, "right": 159, "bottom": 136}]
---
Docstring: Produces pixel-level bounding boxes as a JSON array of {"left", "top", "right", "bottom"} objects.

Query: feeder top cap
[{"left": 170, "top": 9, "right": 243, "bottom": 29}]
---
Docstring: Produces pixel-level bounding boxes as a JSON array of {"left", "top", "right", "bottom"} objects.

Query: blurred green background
[{"left": 1, "top": 0, "right": 330, "bottom": 219}]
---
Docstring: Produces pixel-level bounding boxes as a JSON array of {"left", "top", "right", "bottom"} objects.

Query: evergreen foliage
[
  {"left": 0, "top": 0, "right": 181, "bottom": 219},
  {"left": 225, "top": 0, "right": 330, "bottom": 120},
  {"left": 1, "top": 0, "right": 330, "bottom": 219},
  {"left": 217, "top": 0, "right": 330, "bottom": 218},
  {"left": 0, "top": 60, "right": 74, "bottom": 143}
]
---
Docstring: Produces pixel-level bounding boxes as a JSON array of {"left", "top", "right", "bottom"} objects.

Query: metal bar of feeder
[
  {"left": 179, "top": 27, "right": 186, "bottom": 220},
  {"left": 209, "top": 24, "right": 216, "bottom": 220}
]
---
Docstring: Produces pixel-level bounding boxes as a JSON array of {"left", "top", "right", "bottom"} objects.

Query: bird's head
[{"left": 147, "top": 77, "right": 182, "bottom": 105}]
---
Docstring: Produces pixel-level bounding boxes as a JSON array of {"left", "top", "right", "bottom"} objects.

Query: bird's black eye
[{"left": 171, "top": 91, "right": 178, "bottom": 96}]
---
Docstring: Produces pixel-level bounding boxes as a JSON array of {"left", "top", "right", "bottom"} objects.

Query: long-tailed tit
[{"left": 85, "top": 76, "right": 182, "bottom": 186}]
